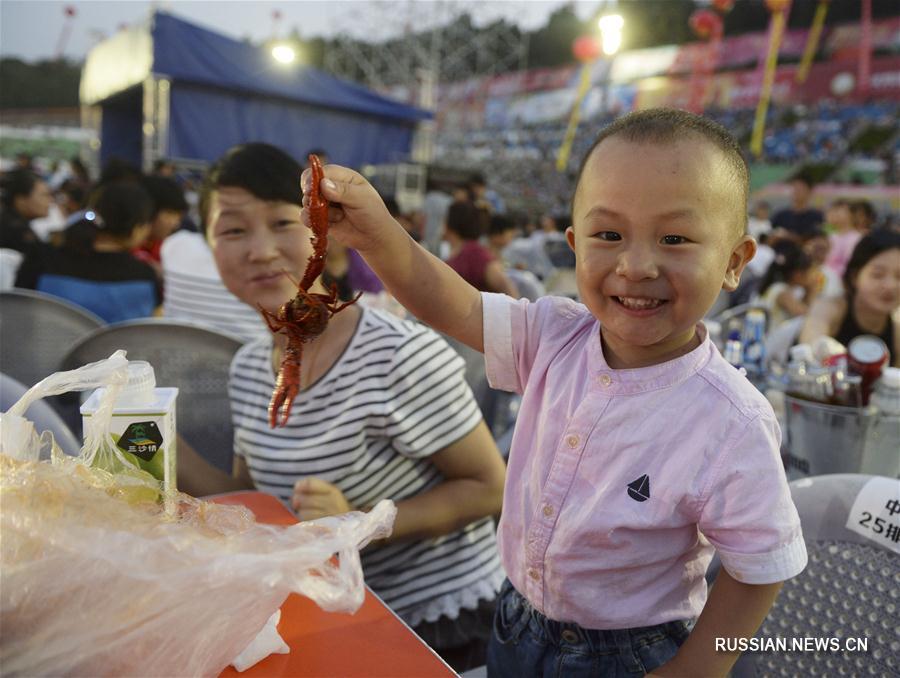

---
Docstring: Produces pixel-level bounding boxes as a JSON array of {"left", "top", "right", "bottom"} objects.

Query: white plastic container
[{"left": 81, "top": 361, "right": 178, "bottom": 494}]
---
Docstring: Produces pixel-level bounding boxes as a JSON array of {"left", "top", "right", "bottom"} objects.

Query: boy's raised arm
[{"left": 303, "top": 164, "right": 485, "bottom": 352}]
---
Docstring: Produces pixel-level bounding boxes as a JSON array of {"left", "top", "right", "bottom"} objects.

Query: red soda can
[{"left": 847, "top": 335, "right": 889, "bottom": 405}]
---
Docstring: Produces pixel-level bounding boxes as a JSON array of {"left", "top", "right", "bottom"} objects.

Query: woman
[
  {"left": 801, "top": 229, "right": 900, "bottom": 365},
  {"left": 15, "top": 182, "right": 161, "bottom": 323},
  {"left": 0, "top": 169, "right": 52, "bottom": 253},
  {"left": 181, "top": 143, "right": 506, "bottom": 672},
  {"left": 444, "top": 200, "right": 518, "bottom": 296}
]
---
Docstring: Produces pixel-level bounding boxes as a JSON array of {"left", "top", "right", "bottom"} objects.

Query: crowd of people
[{"left": 1, "top": 105, "right": 899, "bottom": 675}]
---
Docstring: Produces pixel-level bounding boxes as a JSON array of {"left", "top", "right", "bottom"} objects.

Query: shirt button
[
  {"left": 599, "top": 374, "right": 612, "bottom": 386},
  {"left": 566, "top": 435, "right": 579, "bottom": 448},
  {"left": 528, "top": 568, "right": 540, "bottom": 581},
  {"left": 542, "top": 504, "right": 554, "bottom": 517}
]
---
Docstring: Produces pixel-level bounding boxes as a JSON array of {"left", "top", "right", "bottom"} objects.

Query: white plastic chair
[{"left": 730, "top": 474, "right": 899, "bottom": 677}]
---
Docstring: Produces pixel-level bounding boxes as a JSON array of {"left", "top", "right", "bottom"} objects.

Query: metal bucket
[{"left": 783, "top": 396, "right": 877, "bottom": 478}]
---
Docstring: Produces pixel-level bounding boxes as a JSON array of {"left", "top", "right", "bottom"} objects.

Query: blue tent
[{"left": 80, "top": 11, "right": 431, "bottom": 169}]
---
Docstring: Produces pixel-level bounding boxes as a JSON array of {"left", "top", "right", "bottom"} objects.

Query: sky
[{"left": 0, "top": 0, "right": 600, "bottom": 62}]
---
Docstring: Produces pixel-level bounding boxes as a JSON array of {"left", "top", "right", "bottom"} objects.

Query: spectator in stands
[
  {"left": 823, "top": 198, "right": 861, "bottom": 278},
  {"left": 747, "top": 200, "right": 772, "bottom": 242},
  {"left": 850, "top": 199, "right": 877, "bottom": 234},
  {"left": 444, "top": 200, "right": 517, "bottom": 296},
  {"left": 801, "top": 229, "right": 843, "bottom": 300},
  {"left": 486, "top": 213, "right": 518, "bottom": 260},
  {"left": 756, "top": 240, "right": 817, "bottom": 330},
  {"left": 132, "top": 175, "right": 189, "bottom": 271},
  {"left": 56, "top": 179, "right": 88, "bottom": 221},
  {"left": 98, "top": 157, "right": 143, "bottom": 186},
  {"left": 801, "top": 229, "right": 900, "bottom": 366},
  {"left": 422, "top": 177, "right": 453, "bottom": 256},
  {"left": 178, "top": 142, "right": 506, "bottom": 672},
  {"left": 771, "top": 175, "right": 823, "bottom": 238},
  {"left": 152, "top": 158, "right": 176, "bottom": 177},
  {"left": 15, "top": 183, "right": 161, "bottom": 323},
  {"left": 469, "top": 172, "right": 505, "bottom": 214},
  {"left": 0, "top": 169, "right": 52, "bottom": 253}
]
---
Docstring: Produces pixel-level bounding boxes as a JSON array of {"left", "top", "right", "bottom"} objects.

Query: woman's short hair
[{"left": 199, "top": 143, "right": 302, "bottom": 233}]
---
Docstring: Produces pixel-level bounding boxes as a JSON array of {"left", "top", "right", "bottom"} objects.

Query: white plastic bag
[{"left": 0, "top": 353, "right": 397, "bottom": 677}]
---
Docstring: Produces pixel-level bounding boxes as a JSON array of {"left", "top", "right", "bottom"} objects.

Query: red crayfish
[{"left": 261, "top": 154, "right": 361, "bottom": 427}]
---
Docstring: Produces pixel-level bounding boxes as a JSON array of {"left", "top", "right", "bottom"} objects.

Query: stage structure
[{"left": 79, "top": 11, "right": 431, "bottom": 174}]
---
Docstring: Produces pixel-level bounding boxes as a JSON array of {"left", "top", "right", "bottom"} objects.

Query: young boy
[{"left": 303, "top": 109, "right": 807, "bottom": 676}]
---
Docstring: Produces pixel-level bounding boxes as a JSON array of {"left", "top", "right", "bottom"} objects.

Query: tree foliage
[{"left": 0, "top": 58, "right": 81, "bottom": 109}]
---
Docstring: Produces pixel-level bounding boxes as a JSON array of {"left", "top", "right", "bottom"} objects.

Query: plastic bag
[{"left": 1, "top": 353, "right": 397, "bottom": 677}]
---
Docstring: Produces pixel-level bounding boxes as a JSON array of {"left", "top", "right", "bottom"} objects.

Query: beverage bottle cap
[
  {"left": 789, "top": 344, "right": 814, "bottom": 364},
  {"left": 116, "top": 361, "right": 157, "bottom": 407}
]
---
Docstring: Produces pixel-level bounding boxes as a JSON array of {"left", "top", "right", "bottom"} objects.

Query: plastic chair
[
  {"left": 0, "top": 371, "right": 82, "bottom": 457},
  {"left": 730, "top": 474, "right": 899, "bottom": 677},
  {"left": 0, "top": 289, "right": 105, "bottom": 388},
  {"left": 59, "top": 319, "right": 244, "bottom": 473}
]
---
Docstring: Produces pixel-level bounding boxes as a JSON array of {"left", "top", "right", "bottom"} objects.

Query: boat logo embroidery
[{"left": 627, "top": 474, "right": 650, "bottom": 502}]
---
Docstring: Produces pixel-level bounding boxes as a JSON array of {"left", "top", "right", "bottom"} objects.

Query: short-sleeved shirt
[
  {"left": 229, "top": 307, "right": 504, "bottom": 626},
  {"left": 15, "top": 244, "right": 160, "bottom": 323},
  {"left": 482, "top": 293, "right": 807, "bottom": 629},
  {"left": 771, "top": 207, "right": 824, "bottom": 238},
  {"left": 161, "top": 231, "right": 267, "bottom": 343},
  {"left": 446, "top": 240, "right": 496, "bottom": 291}
]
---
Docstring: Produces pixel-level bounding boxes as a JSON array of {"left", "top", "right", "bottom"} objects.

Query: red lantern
[
  {"left": 572, "top": 35, "right": 601, "bottom": 62},
  {"left": 765, "top": 0, "right": 791, "bottom": 12},
  {"left": 711, "top": 0, "right": 734, "bottom": 12},
  {"left": 689, "top": 9, "right": 721, "bottom": 40}
]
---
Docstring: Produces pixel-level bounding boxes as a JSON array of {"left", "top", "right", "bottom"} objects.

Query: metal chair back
[
  {"left": 0, "top": 289, "right": 104, "bottom": 388},
  {"left": 60, "top": 319, "right": 244, "bottom": 473},
  {"left": 731, "top": 474, "right": 899, "bottom": 677}
]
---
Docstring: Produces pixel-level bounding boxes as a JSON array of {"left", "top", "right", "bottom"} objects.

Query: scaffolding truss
[{"left": 323, "top": 0, "right": 528, "bottom": 100}]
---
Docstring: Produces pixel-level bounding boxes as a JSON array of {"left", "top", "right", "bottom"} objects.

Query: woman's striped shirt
[{"left": 228, "top": 307, "right": 504, "bottom": 626}]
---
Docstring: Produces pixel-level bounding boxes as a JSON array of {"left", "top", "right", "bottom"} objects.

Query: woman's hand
[{"left": 291, "top": 477, "right": 351, "bottom": 521}]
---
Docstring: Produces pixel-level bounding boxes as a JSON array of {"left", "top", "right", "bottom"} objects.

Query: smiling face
[
  {"left": 206, "top": 186, "right": 315, "bottom": 315},
  {"left": 568, "top": 137, "right": 756, "bottom": 368},
  {"left": 853, "top": 248, "right": 900, "bottom": 318}
]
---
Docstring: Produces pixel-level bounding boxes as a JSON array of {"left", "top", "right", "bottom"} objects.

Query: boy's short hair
[
  {"left": 90, "top": 183, "right": 154, "bottom": 236},
  {"left": 573, "top": 108, "right": 750, "bottom": 237},
  {"left": 199, "top": 143, "right": 301, "bottom": 234},
  {"left": 141, "top": 175, "right": 188, "bottom": 216}
]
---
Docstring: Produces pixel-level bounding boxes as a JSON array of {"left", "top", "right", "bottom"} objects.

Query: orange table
[{"left": 214, "top": 491, "right": 457, "bottom": 678}]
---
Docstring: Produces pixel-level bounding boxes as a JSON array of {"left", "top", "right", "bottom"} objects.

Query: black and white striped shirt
[{"left": 229, "top": 307, "right": 504, "bottom": 626}]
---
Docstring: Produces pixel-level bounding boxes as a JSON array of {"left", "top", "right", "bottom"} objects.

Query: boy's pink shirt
[{"left": 482, "top": 293, "right": 807, "bottom": 629}]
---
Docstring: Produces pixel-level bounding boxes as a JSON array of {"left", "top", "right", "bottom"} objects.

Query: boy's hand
[
  {"left": 301, "top": 164, "right": 397, "bottom": 254},
  {"left": 291, "top": 477, "right": 351, "bottom": 520}
]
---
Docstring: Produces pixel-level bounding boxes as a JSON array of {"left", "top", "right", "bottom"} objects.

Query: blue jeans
[{"left": 487, "top": 579, "right": 691, "bottom": 677}]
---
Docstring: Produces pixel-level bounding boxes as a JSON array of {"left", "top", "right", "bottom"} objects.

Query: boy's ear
[
  {"left": 723, "top": 235, "right": 757, "bottom": 292},
  {"left": 565, "top": 226, "right": 576, "bottom": 252}
]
